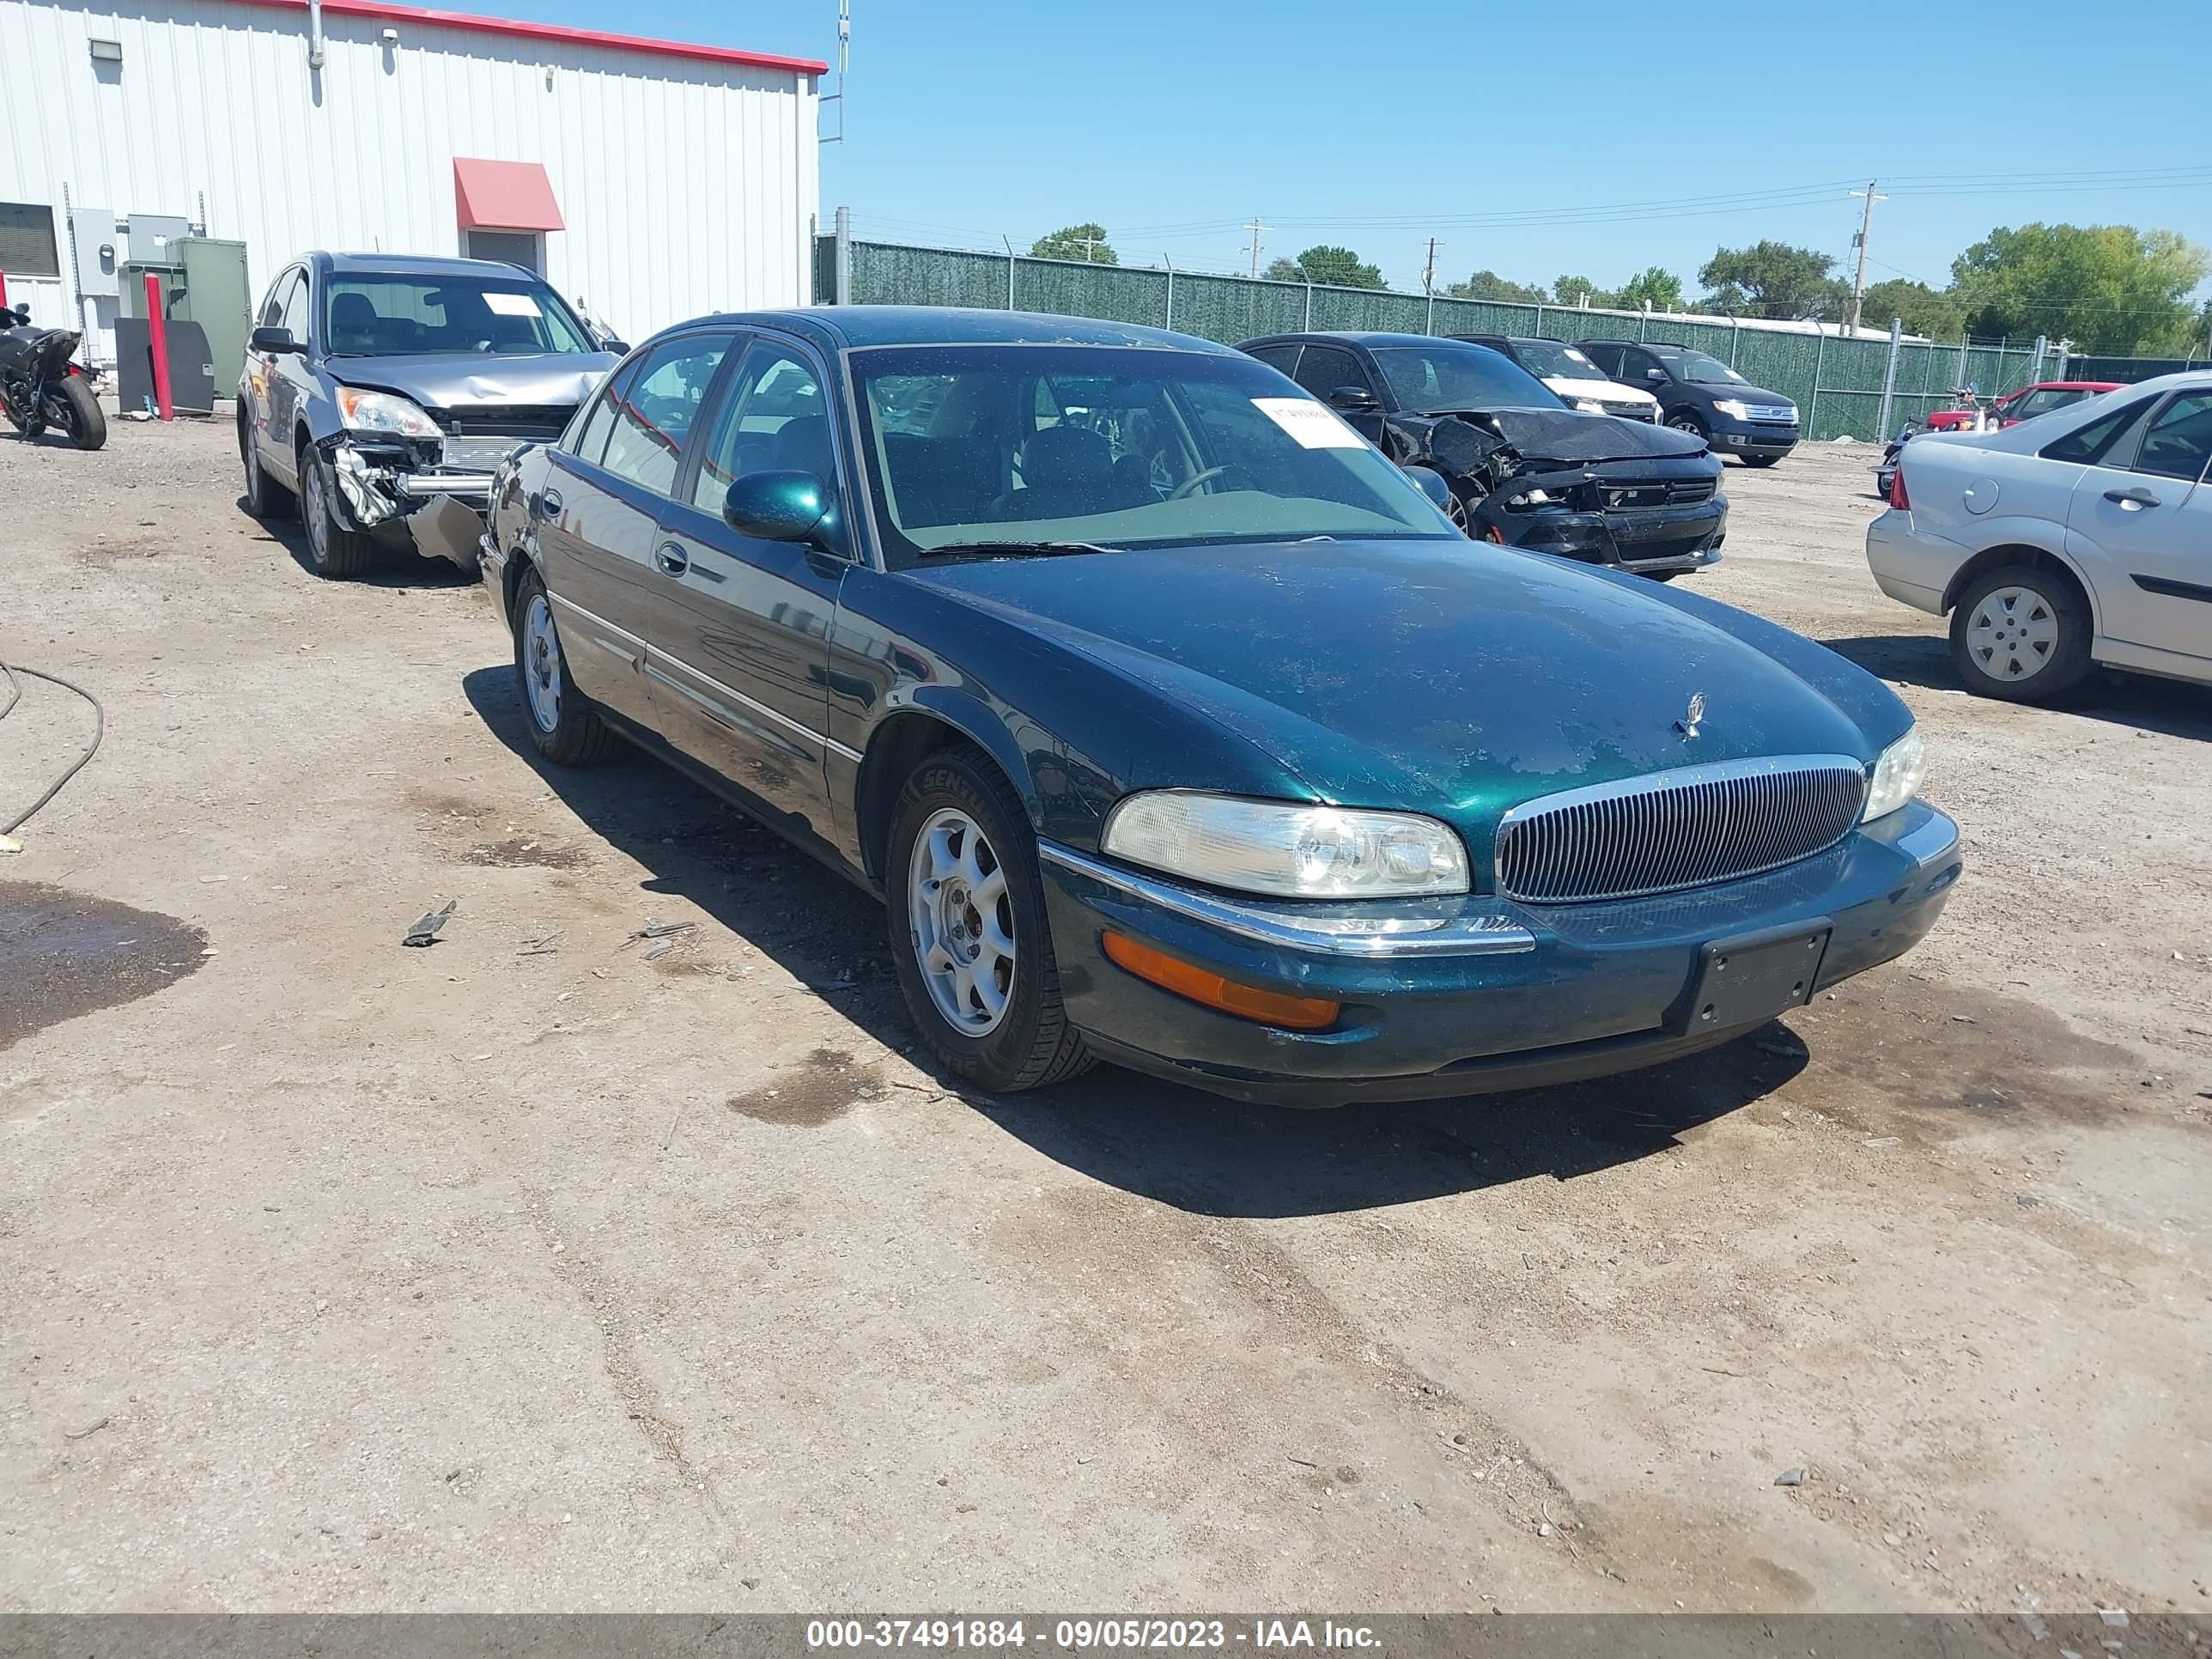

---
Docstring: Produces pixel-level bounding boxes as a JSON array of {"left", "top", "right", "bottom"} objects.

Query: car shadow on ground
[
  {"left": 461, "top": 665, "right": 1804, "bottom": 1218},
  {"left": 1823, "top": 632, "right": 2212, "bottom": 741},
  {"left": 243, "top": 498, "right": 478, "bottom": 591}
]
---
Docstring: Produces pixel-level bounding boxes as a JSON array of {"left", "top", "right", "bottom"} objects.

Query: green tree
[
  {"left": 1949, "top": 222, "right": 2211, "bottom": 354},
  {"left": 1446, "top": 269, "right": 1549, "bottom": 304},
  {"left": 1698, "top": 241, "right": 1848, "bottom": 319},
  {"left": 1856, "top": 278, "right": 1966, "bottom": 340},
  {"left": 1552, "top": 274, "right": 1609, "bottom": 307},
  {"left": 1030, "top": 223, "right": 1118, "bottom": 264},
  {"left": 1265, "top": 245, "right": 1386, "bottom": 289},
  {"left": 1613, "top": 265, "right": 1686, "bottom": 313}
]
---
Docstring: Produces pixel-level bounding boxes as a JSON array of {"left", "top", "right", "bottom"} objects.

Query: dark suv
[
  {"left": 238, "top": 252, "right": 620, "bottom": 577},
  {"left": 1240, "top": 331, "right": 1726, "bottom": 579},
  {"left": 1576, "top": 340, "right": 1800, "bottom": 466}
]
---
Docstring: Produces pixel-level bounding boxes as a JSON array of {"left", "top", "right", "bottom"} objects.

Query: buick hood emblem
[{"left": 1675, "top": 692, "right": 1706, "bottom": 738}]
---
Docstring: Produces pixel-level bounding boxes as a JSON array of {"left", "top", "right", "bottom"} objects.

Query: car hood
[
  {"left": 908, "top": 538, "right": 1881, "bottom": 831},
  {"left": 1541, "top": 375, "right": 1657, "bottom": 406},
  {"left": 326, "top": 351, "right": 617, "bottom": 410},
  {"left": 1686, "top": 379, "right": 1791, "bottom": 407},
  {"left": 1470, "top": 405, "right": 1707, "bottom": 463}
]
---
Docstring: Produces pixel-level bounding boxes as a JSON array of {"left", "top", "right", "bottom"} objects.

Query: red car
[{"left": 1923, "top": 380, "right": 2124, "bottom": 432}]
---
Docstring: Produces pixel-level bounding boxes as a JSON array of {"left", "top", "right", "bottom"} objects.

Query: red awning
[{"left": 453, "top": 159, "right": 564, "bottom": 233}]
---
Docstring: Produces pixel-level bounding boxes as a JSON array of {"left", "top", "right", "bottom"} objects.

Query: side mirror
[
  {"left": 723, "top": 469, "right": 833, "bottom": 546},
  {"left": 251, "top": 325, "right": 304, "bottom": 356},
  {"left": 1328, "top": 384, "right": 1379, "bottom": 412},
  {"left": 1644, "top": 368, "right": 1667, "bottom": 384},
  {"left": 1407, "top": 466, "right": 1454, "bottom": 514},
  {"left": 599, "top": 337, "right": 629, "bottom": 355}
]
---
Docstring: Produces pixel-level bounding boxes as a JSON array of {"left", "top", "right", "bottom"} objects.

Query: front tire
[
  {"left": 51, "top": 378, "right": 106, "bottom": 451},
  {"left": 512, "top": 568, "right": 619, "bottom": 764},
  {"left": 299, "top": 441, "right": 378, "bottom": 578},
  {"left": 1668, "top": 410, "right": 1709, "bottom": 442},
  {"left": 886, "top": 744, "right": 1093, "bottom": 1093},
  {"left": 1949, "top": 564, "right": 2093, "bottom": 703},
  {"left": 1742, "top": 453, "right": 1781, "bottom": 469}
]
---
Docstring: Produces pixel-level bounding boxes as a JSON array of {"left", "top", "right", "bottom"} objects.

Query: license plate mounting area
[{"left": 1687, "top": 921, "right": 1832, "bottom": 1033}]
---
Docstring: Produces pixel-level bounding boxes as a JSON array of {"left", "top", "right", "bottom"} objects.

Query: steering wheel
[{"left": 1170, "top": 465, "right": 1229, "bottom": 501}]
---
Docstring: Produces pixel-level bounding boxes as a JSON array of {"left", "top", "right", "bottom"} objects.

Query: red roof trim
[{"left": 225, "top": 0, "right": 827, "bottom": 75}]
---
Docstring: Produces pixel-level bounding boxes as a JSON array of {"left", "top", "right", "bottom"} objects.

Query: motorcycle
[
  {"left": 1875, "top": 419, "right": 1917, "bottom": 501},
  {"left": 1, "top": 302, "right": 107, "bottom": 451}
]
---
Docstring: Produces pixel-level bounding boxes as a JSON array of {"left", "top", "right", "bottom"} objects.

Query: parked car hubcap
[
  {"left": 303, "top": 461, "right": 330, "bottom": 562},
  {"left": 1966, "top": 585, "right": 2058, "bottom": 682},
  {"left": 522, "top": 594, "right": 563, "bottom": 732},
  {"left": 908, "top": 807, "right": 1014, "bottom": 1036}
]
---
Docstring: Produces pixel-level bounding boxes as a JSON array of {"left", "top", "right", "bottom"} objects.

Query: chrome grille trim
[{"left": 1493, "top": 754, "right": 1869, "bottom": 903}]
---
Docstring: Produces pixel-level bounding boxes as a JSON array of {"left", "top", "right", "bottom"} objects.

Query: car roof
[
  {"left": 318, "top": 251, "right": 544, "bottom": 279},
  {"left": 2029, "top": 380, "right": 2125, "bottom": 392},
  {"left": 1242, "top": 331, "right": 1462, "bottom": 349},
  {"left": 661, "top": 307, "right": 1243, "bottom": 356}
]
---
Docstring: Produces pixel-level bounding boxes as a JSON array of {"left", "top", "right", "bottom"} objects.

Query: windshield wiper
[{"left": 920, "top": 539, "right": 1123, "bottom": 559}]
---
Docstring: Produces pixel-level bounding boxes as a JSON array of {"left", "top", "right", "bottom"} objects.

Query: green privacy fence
[{"left": 819, "top": 235, "right": 2060, "bottom": 444}]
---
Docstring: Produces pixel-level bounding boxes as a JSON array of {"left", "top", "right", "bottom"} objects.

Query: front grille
[
  {"left": 1492, "top": 756, "right": 1868, "bottom": 902},
  {"left": 1745, "top": 404, "right": 1797, "bottom": 425},
  {"left": 1603, "top": 479, "right": 1717, "bottom": 509},
  {"left": 1600, "top": 400, "right": 1658, "bottom": 422},
  {"left": 426, "top": 404, "right": 574, "bottom": 440}
]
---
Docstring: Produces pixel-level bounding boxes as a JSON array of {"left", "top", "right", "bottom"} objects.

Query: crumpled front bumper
[
  {"left": 321, "top": 437, "right": 497, "bottom": 536},
  {"left": 1036, "top": 799, "right": 1962, "bottom": 1107},
  {"left": 1483, "top": 495, "right": 1729, "bottom": 576}
]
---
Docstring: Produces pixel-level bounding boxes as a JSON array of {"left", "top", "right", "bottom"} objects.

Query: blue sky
[{"left": 487, "top": 0, "right": 2211, "bottom": 301}]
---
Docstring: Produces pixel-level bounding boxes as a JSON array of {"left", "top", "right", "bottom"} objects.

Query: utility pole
[
  {"left": 1076, "top": 233, "right": 1104, "bottom": 264},
  {"left": 1421, "top": 237, "right": 1441, "bottom": 295},
  {"left": 1244, "top": 217, "right": 1272, "bottom": 280},
  {"left": 1846, "top": 180, "right": 1886, "bottom": 337}
]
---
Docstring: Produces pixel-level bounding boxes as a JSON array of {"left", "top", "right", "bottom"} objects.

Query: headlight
[
  {"left": 1102, "top": 793, "right": 1470, "bottom": 899},
  {"left": 1572, "top": 398, "right": 1606, "bottom": 415},
  {"left": 1780, "top": 404, "right": 1800, "bottom": 423},
  {"left": 1712, "top": 398, "right": 1750, "bottom": 422},
  {"left": 1507, "top": 487, "right": 1556, "bottom": 507},
  {"left": 1863, "top": 727, "right": 1925, "bottom": 823},
  {"left": 335, "top": 386, "right": 442, "bottom": 439}
]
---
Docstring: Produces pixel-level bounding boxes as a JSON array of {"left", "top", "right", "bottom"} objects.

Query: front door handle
[
  {"left": 655, "top": 543, "right": 690, "bottom": 576},
  {"left": 2105, "top": 485, "right": 2161, "bottom": 508}
]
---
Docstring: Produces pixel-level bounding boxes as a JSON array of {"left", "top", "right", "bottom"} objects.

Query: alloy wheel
[
  {"left": 907, "top": 806, "right": 1015, "bottom": 1036},
  {"left": 1965, "top": 584, "right": 2058, "bottom": 682},
  {"left": 522, "top": 593, "right": 563, "bottom": 732},
  {"left": 302, "top": 459, "right": 330, "bottom": 563}
]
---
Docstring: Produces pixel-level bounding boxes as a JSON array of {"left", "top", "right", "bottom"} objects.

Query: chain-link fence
[{"left": 821, "top": 233, "right": 2058, "bottom": 444}]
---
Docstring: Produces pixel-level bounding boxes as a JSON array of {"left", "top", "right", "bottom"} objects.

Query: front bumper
[
  {"left": 1864, "top": 507, "right": 1960, "bottom": 615},
  {"left": 323, "top": 437, "right": 495, "bottom": 538},
  {"left": 1714, "top": 423, "right": 1799, "bottom": 459},
  {"left": 1496, "top": 496, "right": 1729, "bottom": 576},
  {"left": 1037, "top": 799, "right": 1961, "bottom": 1106}
]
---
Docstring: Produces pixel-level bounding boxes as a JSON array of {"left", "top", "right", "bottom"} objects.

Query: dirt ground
[{"left": 3, "top": 416, "right": 2208, "bottom": 1616}]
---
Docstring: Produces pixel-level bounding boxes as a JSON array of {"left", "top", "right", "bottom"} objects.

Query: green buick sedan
[{"left": 480, "top": 308, "right": 1961, "bottom": 1106}]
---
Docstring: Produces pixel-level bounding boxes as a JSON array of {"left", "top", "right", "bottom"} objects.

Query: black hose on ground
[{"left": 0, "top": 659, "right": 106, "bottom": 837}]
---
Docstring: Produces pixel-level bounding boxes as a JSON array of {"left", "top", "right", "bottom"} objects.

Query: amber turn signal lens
[{"left": 1101, "top": 932, "right": 1340, "bottom": 1031}]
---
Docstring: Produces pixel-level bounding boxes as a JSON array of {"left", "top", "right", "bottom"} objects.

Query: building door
[{"left": 465, "top": 229, "right": 542, "bottom": 274}]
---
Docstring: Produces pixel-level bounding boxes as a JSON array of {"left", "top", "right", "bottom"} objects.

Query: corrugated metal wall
[
  {"left": 0, "top": 0, "right": 817, "bottom": 363},
  {"left": 836, "top": 240, "right": 2054, "bottom": 443}
]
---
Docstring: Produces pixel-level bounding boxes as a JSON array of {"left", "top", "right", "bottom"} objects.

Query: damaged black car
[
  {"left": 237, "top": 252, "right": 622, "bottom": 579},
  {"left": 1238, "top": 331, "right": 1727, "bottom": 580}
]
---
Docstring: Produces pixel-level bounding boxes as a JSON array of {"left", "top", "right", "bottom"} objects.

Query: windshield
[
  {"left": 1370, "top": 343, "right": 1563, "bottom": 413},
  {"left": 849, "top": 343, "right": 1457, "bottom": 565},
  {"left": 322, "top": 275, "right": 595, "bottom": 357},
  {"left": 1510, "top": 340, "right": 1609, "bottom": 383},
  {"left": 1667, "top": 350, "right": 1747, "bottom": 386}
]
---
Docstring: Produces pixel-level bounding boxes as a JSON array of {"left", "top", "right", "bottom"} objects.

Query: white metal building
[{"left": 0, "top": 0, "right": 823, "bottom": 362}]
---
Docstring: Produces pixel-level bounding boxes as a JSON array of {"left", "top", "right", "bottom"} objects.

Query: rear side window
[
  {"left": 1244, "top": 343, "right": 1301, "bottom": 378},
  {"left": 2039, "top": 398, "right": 2153, "bottom": 465},
  {"left": 2132, "top": 392, "right": 2212, "bottom": 482},
  {"left": 568, "top": 356, "right": 640, "bottom": 465}
]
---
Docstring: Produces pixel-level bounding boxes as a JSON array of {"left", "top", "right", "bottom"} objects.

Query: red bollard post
[
  {"left": 0, "top": 270, "right": 10, "bottom": 312},
  {"left": 145, "top": 270, "right": 173, "bottom": 420}
]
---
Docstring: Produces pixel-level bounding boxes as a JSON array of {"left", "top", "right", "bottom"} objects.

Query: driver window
[
  {"left": 1291, "top": 347, "right": 1368, "bottom": 404},
  {"left": 278, "top": 273, "right": 310, "bottom": 343},
  {"left": 2133, "top": 392, "right": 2212, "bottom": 483},
  {"left": 690, "top": 341, "right": 834, "bottom": 512}
]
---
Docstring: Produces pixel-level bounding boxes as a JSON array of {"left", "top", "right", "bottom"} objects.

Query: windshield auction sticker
[
  {"left": 1251, "top": 398, "right": 1364, "bottom": 448},
  {"left": 483, "top": 292, "right": 544, "bottom": 317}
]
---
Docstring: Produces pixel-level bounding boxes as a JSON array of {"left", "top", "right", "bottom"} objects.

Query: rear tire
[
  {"left": 1948, "top": 564, "right": 2093, "bottom": 703},
  {"left": 299, "top": 442, "right": 378, "bottom": 578},
  {"left": 52, "top": 378, "right": 106, "bottom": 451},
  {"left": 240, "top": 415, "right": 294, "bottom": 518},
  {"left": 886, "top": 744, "right": 1093, "bottom": 1094},
  {"left": 512, "top": 567, "right": 619, "bottom": 765}
]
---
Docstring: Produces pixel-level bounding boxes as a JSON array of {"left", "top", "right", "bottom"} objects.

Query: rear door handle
[
  {"left": 655, "top": 543, "right": 690, "bottom": 576},
  {"left": 2105, "top": 486, "right": 2161, "bottom": 508}
]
